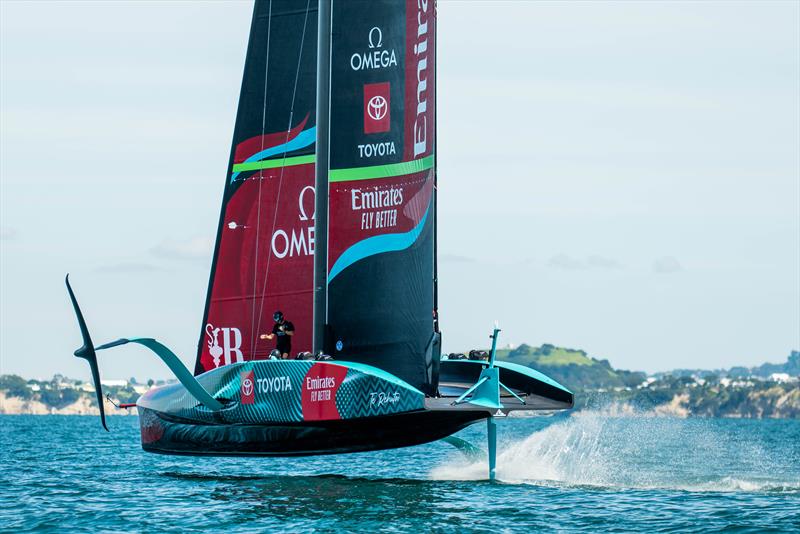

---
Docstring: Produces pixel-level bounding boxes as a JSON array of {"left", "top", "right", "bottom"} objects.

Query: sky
[{"left": 1, "top": 0, "right": 798, "bottom": 381}]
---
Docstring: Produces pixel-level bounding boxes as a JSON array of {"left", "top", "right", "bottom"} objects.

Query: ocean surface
[{"left": 1, "top": 413, "right": 798, "bottom": 532}]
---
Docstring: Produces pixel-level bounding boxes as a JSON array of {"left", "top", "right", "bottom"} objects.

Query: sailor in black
[{"left": 260, "top": 311, "right": 294, "bottom": 359}]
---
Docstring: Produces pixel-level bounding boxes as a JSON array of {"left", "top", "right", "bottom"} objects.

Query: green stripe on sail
[
  {"left": 232, "top": 154, "right": 316, "bottom": 173},
  {"left": 329, "top": 155, "right": 434, "bottom": 183}
]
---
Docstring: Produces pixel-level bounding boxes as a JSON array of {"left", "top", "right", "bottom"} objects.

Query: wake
[{"left": 430, "top": 409, "right": 800, "bottom": 493}]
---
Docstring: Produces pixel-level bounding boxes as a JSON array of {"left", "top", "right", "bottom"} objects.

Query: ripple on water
[{"left": 1, "top": 414, "right": 799, "bottom": 532}]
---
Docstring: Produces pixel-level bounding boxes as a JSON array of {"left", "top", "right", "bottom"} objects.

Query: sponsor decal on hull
[
  {"left": 139, "top": 361, "right": 427, "bottom": 428},
  {"left": 240, "top": 370, "right": 255, "bottom": 404},
  {"left": 302, "top": 363, "right": 348, "bottom": 421}
]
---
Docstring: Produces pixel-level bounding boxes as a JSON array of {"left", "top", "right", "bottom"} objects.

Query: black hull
[{"left": 139, "top": 406, "right": 487, "bottom": 457}]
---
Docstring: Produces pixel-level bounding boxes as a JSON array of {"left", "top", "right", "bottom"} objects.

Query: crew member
[{"left": 260, "top": 311, "right": 294, "bottom": 359}]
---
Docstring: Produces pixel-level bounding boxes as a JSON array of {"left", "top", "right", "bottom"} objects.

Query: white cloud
[
  {"left": 151, "top": 236, "right": 214, "bottom": 261},
  {"left": 586, "top": 255, "right": 623, "bottom": 270},
  {"left": 653, "top": 256, "right": 683, "bottom": 274},
  {"left": 95, "top": 262, "right": 161, "bottom": 274},
  {"left": 440, "top": 254, "right": 476, "bottom": 263},
  {"left": 548, "top": 253, "right": 584, "bottom": 270},
  {"left": 548, "top": 253, "right": 622, "bottom": 271}
]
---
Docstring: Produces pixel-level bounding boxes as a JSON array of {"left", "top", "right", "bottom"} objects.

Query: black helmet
[{"left": 273, "top": 311, "right": 283, "bottom": 322}]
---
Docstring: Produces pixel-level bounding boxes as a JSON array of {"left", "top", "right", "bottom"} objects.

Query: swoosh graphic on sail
[
  {"left": 328, "top": 207, "right": 429, "bottom": 283},
  {"left": 230, "top": 126, "right": 317, "bottom": 183}
]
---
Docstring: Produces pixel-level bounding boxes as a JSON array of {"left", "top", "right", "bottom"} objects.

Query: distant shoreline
[
  {"left": 0, "top": 392, "right": 135, "bottom": 416},
  {"left": 2, "top": 391, "right": 797, "bottom": 419},
  {"left": 2, "top": 346, "right": 797, "bottom": 418}
]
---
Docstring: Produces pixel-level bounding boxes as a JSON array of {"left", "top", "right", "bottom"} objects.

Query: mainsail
[
  {"left": 196, "top": 0, "right": 319, "bottom": 374},
  {"left": 318, "top": 0, "right": 439, "bottom": 393},
  {"left": 196, "top": 0, "right": 439, "bottom": 394}
]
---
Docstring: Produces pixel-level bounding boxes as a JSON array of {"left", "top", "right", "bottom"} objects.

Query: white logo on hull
[
  {"left": 257, "top": 376, "right": 293, "bottom": 393},
  {"left": 369, "top": 391, "right": 400, "bottom": 407},
  {"left": 205, "top": 323, "right": 244, "bottom": 367}
]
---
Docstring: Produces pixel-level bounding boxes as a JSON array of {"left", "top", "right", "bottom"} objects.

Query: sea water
[{"left": 1, "top": 413, "right": 798, "bottom": 532}]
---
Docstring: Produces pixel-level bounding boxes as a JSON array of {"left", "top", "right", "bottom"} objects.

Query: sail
[
  {"left": 321, "top": 0, "right": 438, "bottom": 393},
  {"left": 195, "top": 0, "right": 318, "bottom": 374}
]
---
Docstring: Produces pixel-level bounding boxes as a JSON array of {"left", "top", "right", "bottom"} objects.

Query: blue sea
[{"left": 1, "top": 413, "right": 798, "bottom": 532}]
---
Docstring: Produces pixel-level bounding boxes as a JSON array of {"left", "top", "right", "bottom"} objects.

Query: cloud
[
  {"left": 548, "top": 253, "right": 584, "bottom": 270},
  {"left": 439, "top": 253, "right": 476, "bottom": 263},
  {"left": 653, "top": 256, "right": 682, "bottom": 274},
  {"left": 586, "top": 255, "right": 623, "bottom": 270},
  {"left": 151, "top": 236, "right": 214, "bottom": 261},
  {"left": 0, "top": 227, "right": 17, "bottom": 240},
  {"left": 548, "top": 253, "right": 622, "bottom": 271},
  {"left": 94, "top": 262, "right": 162, "bottom": 274}
]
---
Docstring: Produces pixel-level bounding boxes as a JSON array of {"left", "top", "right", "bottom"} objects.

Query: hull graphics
[
  {"left": 138, "top": 407, "right": 485, "bottom": 456},
  {"left": 138, "top": 360, "right": 425, "bottom": 426}
]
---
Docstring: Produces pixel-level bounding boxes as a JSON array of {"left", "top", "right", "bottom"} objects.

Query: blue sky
[{"left": 1, "top": 1, "right": 798, "bottom": 380}]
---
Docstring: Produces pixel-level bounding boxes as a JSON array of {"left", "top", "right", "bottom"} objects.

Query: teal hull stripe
[{"left": 328, "top": 207, "right": 429, "bottom": 283}]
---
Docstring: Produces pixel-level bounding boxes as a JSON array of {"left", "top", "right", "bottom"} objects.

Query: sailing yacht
[{"left": 67, "top": 0, "right": 572, "bottom": 479}]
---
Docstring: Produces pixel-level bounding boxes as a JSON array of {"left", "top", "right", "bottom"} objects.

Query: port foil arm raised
[{"left": 65, "top": 275, "right": 223, "bottom": 432}]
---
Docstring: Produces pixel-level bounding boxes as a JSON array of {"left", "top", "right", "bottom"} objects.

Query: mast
[
  {"left": 433, "top": 1, "right": 439, "bottom": 333},
  {"left": 313, "top": 0, "right": 332, "bottom": 354}
]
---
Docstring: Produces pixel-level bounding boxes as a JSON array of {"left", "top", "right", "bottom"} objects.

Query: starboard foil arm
[{"left": 65, "top": 276, "right": 223, "bottom": 431}]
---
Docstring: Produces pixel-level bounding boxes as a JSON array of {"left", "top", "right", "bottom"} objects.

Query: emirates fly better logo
[
  {"left": 240, "top": 371, "right": 255, "bottom": 404},
  {"left": 363, "top": 82, "right": 390, "bottom": 134}
]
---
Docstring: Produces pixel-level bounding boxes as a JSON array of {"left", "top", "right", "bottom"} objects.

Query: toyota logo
[
  {"left": 242, "top": 377, "right": 254, "bottom": 396},
  {"left": 367, "top": 95, "right": 388, "bottom": 121}
]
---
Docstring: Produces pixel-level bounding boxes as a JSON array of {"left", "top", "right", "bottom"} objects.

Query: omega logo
[{"left": 368, "top": 27, "right": 382, "bottom": 49}]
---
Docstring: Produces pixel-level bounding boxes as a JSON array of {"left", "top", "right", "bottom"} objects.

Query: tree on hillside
[
  {"left": 509, "top": 344, "right": 532, "bottom": 357},
  {"left": 0, "top": 375, "right": 32, "bottom": 399}
]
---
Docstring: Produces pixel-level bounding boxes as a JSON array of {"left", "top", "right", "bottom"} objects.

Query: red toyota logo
[
  {"left": 363, "top": 82, "right": 390, "bottom": 134},
  {"left": 240, "top": 371, "right": 255, "bottom": 404},
  {"left": 367, "top": 95, "right": 387, "bottom": 121}
]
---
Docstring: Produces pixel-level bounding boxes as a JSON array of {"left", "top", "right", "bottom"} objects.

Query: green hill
[{"left": 494, "top": 343, "right": 646, "bottom": 392}]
